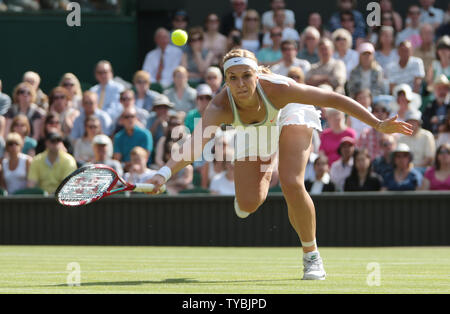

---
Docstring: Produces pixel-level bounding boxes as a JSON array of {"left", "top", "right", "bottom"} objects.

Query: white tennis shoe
[
  {"left": 234, "top": 198, "right": 250, "bottom": 219},
  {"left": 302, "top": 252, "right": 326, "bottom": 281}
]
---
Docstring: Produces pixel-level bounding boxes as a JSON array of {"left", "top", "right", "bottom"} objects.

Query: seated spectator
[
  {"left": 71, "top": 91, "right": 113, "bottom": 140},
  {"left": 347, "top": 89, "right": 372, "bottom": 138},
  {"left": 0, "top": 133, "right": 32, "bottom": 194},
  {"left": 387, "top": 40, "right": 425, "bottom": 94},
  {"left": 164, "top": 66, "right": 197, "bottom": 113},
  {"left": 124, "top": 147, "right": 157, "bottom": 185},
  {"left": 344, "top": 148, "right": 383, "bottom": 192},
  {"left": 413, "top": 24, "right": 436, "bottom": 74},
  {"left": 262, "top": 9, "right": 299, "bottom": 48},
  {"left": 374, "top": 26, "right": 399, "bottom": 74},
  {"left": 5, "top": 82, "right": 45, "bottom": 140},
  {"left": 422, "top": 75, "right": 450, "bottom": 135},
  {"left": 147, "top": 96, "right": 175, "bottom": 147},
  {"left": 23, "top": 71, "right": 48, "bottom": 111},
  {"left": 91, "top": 134, "right": 122, "bottom": 177},
  {"left": 204, "top": 67, "right": 224, "bottom": 96},
  {"left": 133, "top": 70, "right": 163, "bottom": 112},
  {"left": 35, "top": 112, "right": 73, "bottom": 156},
  {"left": 382, "top": 143, "right": 422, "bottom": 191},
  {"left": 203, "top": 13, "right": 228, "bottom": 66},
  {"left": 332, "top": 28, "right": 359, "bottom": 79},
  {"left": 420, "top": 144, "right": 450, "bottom": 191},
  {"left": 338, "top": 11, "right": 365, "bottom": 49},
  {"left": 307, "top": 12, "right": 331, "bottom": 40},
  {"left": 426, "top": 36, "right": 450, "bottom": 86},
  {"left": 330, "top": 137, "right": 355, "bottom": 191},
  {"left": 210, "top": 160, "right": 235, "bottom": 196},
  {"left": 220, "top": 0, "right": 247, "bottom": 35},
  {"left": 379, "top": 0, "right": 403, "bottom": 32},
  {"left": 398, "top": 110, "right": 436, "bottom": 174},
  {"left": 396, "top": 5, "right": 422, "bottom": 48},
  {"left": 305, "top": 154, "right": 336, "bottom": 195},
  {"left": 241, "top": 10, "right": 263, "bottom": 54},
  {"left": 59, "top": 73, "right": 83, "bottom": 109},
  {"left": 185, "top": 84, "right": 213, "bottom": 133},
  {"left": 306, "top": 38, "right": 346, "bottom": 94},
  {"left": 73, "top": 115, "right": 102, "bottom": 165},
  {"left": 298, "top": 26, "right": 321, "bottom": 65},
  {"left": 257, "top": 26, "right": 283, "bottom": 66},
  {"left": 368, "top": 10, "right": 397, "bottom": 48},
  {"left": 271, "top": 40, "right": 311, "bottom": 77},
  {"left": 391, "top": 84, "right": 421, "bottom": 121},
  {"left": 328, "top": 0, "right": 366, "bottom": 39},
  {"left": 48, "top": 87, "right": 79, "bottom": 137},
  {"left": 373, "top": 134, "right": 396, "bottom": 180},
  {"left": 89, "top": 60, "right": 124, "bottom": 122},
  {"left": 9, "top": 115, "right": 37, "bottom": 157},
  {"left": 262, "top": 0, "right": 295, "bottom": 32},
  {"left": 436, "top": 115, "right": 450, "bottom": 148},
  {"left": 170, "top": 10, "right": 189, "bottom": 42},
  {"left": 113, "top": 107, "right": 153, "bottom": 168},
  {"left": 412, "top": 0, "right": 445, "bottom": 30},
  {"left": 226, "top": 28, "right": 243, "bottom": 52},
  {"left": 181, "top": 27, "right": 214, "bottom": 85},
  {"left": 27, "top": 132, "right": 77, "bottom": 194},
  {"left": 155, "top": 113, "right": 185, "bottom": 168},
  {"left": 348, "top": 43, "right": 385, "bottom": 97},
  {"left": 142, "top": 28, "right": 183, "bottom": 89},
  {"left": 287, "top": 67, "right": 305, "bottom": 84},
  {"left": 112, "top": 90, "right": 149, "bottom": 133},
  {"left": 0, "top": 79, "right": 12, "bottom": 116}
]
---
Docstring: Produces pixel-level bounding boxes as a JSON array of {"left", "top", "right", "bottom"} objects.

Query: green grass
[{"left": 0, "top": 246, "right": 448, "bottom": 294}]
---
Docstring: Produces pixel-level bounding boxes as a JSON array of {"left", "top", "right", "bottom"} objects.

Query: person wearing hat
[
  {"left": 426, "top": 35, "right": 450, "bottom": 88},
  {"left": 27, "top": 132, "right": 77, "bottom": 194},
  {"left": 91, "top": 134, "right": 123, "bottom": 177},
  {"left": 348, "top": 42, "right": 385, "bottom": 98},
  {"left": 398, "top": 109, "right": 436, "bottom": 174},
  {"left": 423, "top": 74, "right": 450, "bottom": 134},
  {"left": 185, "top": 84, "right": 213, "bottom": 133},
  {"left": 382, "top": 143, "right": 422, "bottom": 191},
  {"left": 147, "top": 95, "right": 176, "bottom": 147},
  {"left": 330, "top": 136, "right": 355, "bottom": 191},
  {"left": 392, "top": 84, "right": 422, "bottom": 121}
]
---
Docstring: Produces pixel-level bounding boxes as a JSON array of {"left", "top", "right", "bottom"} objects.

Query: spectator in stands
[
  {"left": 220, "top": 0, "right": 247, "bottom": 35},
  {"left": 332, "top": 28, "right": 359, "bottom": 78},
  {"left": 9, "top": 115, "right": 36, "bottom": 156},
  {"left": 320, "top": 108, "right": 356, "bottom": 166},
  {"left": 344, "top": 148, "right": 383, "bottom": 192},
  {"left": 154, "top": 113, "right": 185, "bottom": 168},
  {"left": 5, "top": 82, "right": 45, "bottom": 140},
  {"left": 89, "top": 60, "right": 124, "bottom": 122},
  {"left": 35, "top": 112, "right": 73, "bottom": 156},
  {"left": 368, "top": 10, "right": 397, "bottom": 45},
  {"left": 48, "top": 87, "right": 79, "bottom": 137},
  {"left": 240, "top": 10, "right": 263, "bottom": 54},
  {"left": 147, "top": 95, "right": 175, "bottom": 148},
  {"left": 287, "top": 67, "right": 305, "bottom": 84},
  {"left": 171, "top": 10, "right": 189, "bottom": 33},
  {"left": 227, "top": 28, "right": 243, "bottom": 52},
  {"left": 330, "top": 136, "right": 355, "bottom": 191},
  {"left": 415, "top": 0, "right": 445, "bottom": 30},
  {"left": 436, "top": 114, "right": 450, "bottom": 148},
  {"left": 262, "top": 0, "right": 295, "bottom": 32},
  {"left": 423, "top": 75, "right": 450, "bottom": 135},
  {"left": 388, "top": 40, "right": 425, "bottom": 94},
  {"left": 420, "top": 143, "right": 450, "bottom": 191},
  {"left": 185, "top": 84, "right": 212, "bottom": 134},
  {"left": 262, "top": 9, "right": 299, "bottom": 48},
  {"left": 204, "top": 67, "right": 224, "bottom": 96},
  {"left": 27, "top": 132, "right": 77, "bottom": 194},
  {"left": 382, "top": 143, "right": 421, "bottom": 191},
  {"left": 181, "top": 27, "right": 214, "bottom": 85},
  {"left": 347, "top": 89, "right": 372, "bottom": 138},
  {"left": 348, "top": 43, "right": 385, "bottom": 98},
  {"left": 307, "top": 12, "right": 331, "bottom": 40},
  {"left": 113, "top": 107, "right": 153, "bottom": 167},
  {"left": 257, "top": 26, "right": 283, "bottom": 66},
  {"left": 91, "top": 134, "right": 122, "bottom": 176},
  {"left": 164, "top": 67, "right": 196, "bottom": 114},
  {"left": 391, "top": 84, "right": 421, "bottom": 122},
  {"left": 338, "top": 11, "right": 365, "bottom": 49},
  {"left": 133, "top": 70, "right": 162, "bottom": 113},
  {"left": 203, "top": 13, "right": 228, "bottom": 66},
  {"left": 305, "top": 154, "right": 336, "bottom": 195},
  {"left": 426, "top": 36, "right": 450, "bottom": 86},
  {"left": 210, "top": 159, "right": 235, "bottom": 196},
  {"left": 112, "top": 90, "right": 149, "bottom": 133},
  {"left": 328, "top": 0, "right": 366, "bottom": 39},
  {"left": 373, "top": 133, "right": 396, "bottom": 180},
  {"left": 306, "top": 38, "right": 347, "bottom": 94},
  {"left": 59, "top": 73, "right": 83, "bottom": 109},
  {"left": 142, "top": 28, "right": 183, "bottom": 89},
  {"left": 398, "top": 110, "right": 436, "bottom": 174},
  {"left": 298, "top": 26, "right": 321, "bottom": 65},
  {"left": 379, "top": 0, "right": 403, "bottom": 32},
  {"left": 0, "top": 133, "right": 32, "bottom": 194},
  {"left": 124, "top": 147, "right": 157, "bottom": 185},
  {"left": 0, "top": 79, "right": 12, "bottom": 116},
  {"left": 271, "top": 40, "right": 310, "bottom": 77},
  {"left": 23, "top": 71, "right": 48, "bottom": 111},
  {"left": 413, "top": 24, "right": 436, "bottom": 74},
  {"left": 375, "top": 26, "right": 399, "bottom": 74},
  {"left": 71, "top": 91, "right": 113, "bottom": 140},
  {"left": 73, "top": 115, "right": 102, "bottom": 165},
  {"left": 163, "top": 138, "right": 194, "bottom": 195},
  {"left": 396, "top": 5, "right": 422, "bottom": 48}
]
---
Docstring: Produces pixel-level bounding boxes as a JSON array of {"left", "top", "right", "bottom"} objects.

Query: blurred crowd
[
  {"left": 0, "top": 0, "right": 119, "bottom": 12},
  {"left": 0, "top": 0, "right": 449, "bottom": 196}
]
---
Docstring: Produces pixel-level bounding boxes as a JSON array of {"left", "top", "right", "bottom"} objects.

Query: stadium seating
[
  {"left": 179, "top": 187, "right": 211, "bottom": 194},
  {"left": 13, "top": 188, "right": 48, "bottom": 196}
]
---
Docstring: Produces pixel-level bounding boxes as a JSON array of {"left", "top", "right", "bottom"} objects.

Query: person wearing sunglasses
[
  {"left": 59, "top": 73, "right": 83, "bottom": 109},
  {"left": 272, "top": 40, "right": 310, "bottom": 77},
  {"left": 132, "top": 70, "right": 163, "bottom": 113},
  {"left": 23, "top": 71, "right": 48, "bottom": 111},
  {"left": 396, "top": 5, "right": 423, "bottom": 49},
  {"left": 185, "top": 84, "right": 213, "bottom": 134},
  {"left": 48, "top": 87, "right": 80, "bottom": 137},
  {"left": 257, "top": 26, "right": 283, "bottom": 66},
  {"left": 35, "top": 112, "right": 73, "bottom": 156},
  {"left": 405, "top": 0, "right": 445, "bottom": 30},
  {"left": 203, "top": 13, "right": 227, "bottom": 66},
  {"left": 331, "top": 28, "right": 359, "bottom": 78},
  {"left": 112, "top": 89, "right": 149, "bottom": 134},
  {"left": 73, "top": 115, "right": 102, "bottom": 166}
]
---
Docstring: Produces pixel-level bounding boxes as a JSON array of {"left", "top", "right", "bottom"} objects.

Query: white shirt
[
  {"left": 310, "top": 173, "right": 331, "bottom": 195},
  {"left": 262, "top": 9, "right": 296, "bottom": 29},
  {"left": 330, "top": 158, "right": 354, "bottom": 192},
  {"left": 142, "top": 45, "right": 183, "bottom": 89},
  {"left": 271, "top": 58, "right": 311, "bottom": 77},
  {"left": 124, "top": 169, "right": 157, "bottom": 185},
  {"left": 210, "top": 172, "right": 235, "bottom": 196},
  {"left": 387, "top": 57, "right": 425, "bottom": 90},
  {"left": 333, "top": 49, "right": 359, "bottom": 79},
  {"left": 262, "top": 27, "right": 300, "bottom": 47}
]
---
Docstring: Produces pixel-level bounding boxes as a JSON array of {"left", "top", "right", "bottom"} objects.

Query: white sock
[{"left": 304, "top": 251, "right": 320, "bottom": 261}]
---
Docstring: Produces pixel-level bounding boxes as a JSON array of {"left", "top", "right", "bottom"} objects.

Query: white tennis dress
[{"left": 227, "top": 73, "right": 323, "bottom": 160}]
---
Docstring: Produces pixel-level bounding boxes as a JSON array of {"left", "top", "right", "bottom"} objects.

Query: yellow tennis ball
[{"left": 171, "top": 29, "right": 188, "bottom": 46}]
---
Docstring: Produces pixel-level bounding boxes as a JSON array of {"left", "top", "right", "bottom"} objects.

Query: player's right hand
[{"left": 146, "top": 174, "right": 166, "bottom": 195}]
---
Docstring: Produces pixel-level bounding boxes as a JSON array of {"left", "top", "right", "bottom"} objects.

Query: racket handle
[{"left": 134, "top": 183, "right": 166, "bottom": 193}]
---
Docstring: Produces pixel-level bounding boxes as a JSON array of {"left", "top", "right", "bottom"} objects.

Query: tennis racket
[{"left": 56, "top": 164, "right": 165, "bottom": 207}]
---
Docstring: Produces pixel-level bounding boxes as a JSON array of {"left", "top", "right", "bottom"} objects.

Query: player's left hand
[{"left": 377, "top": 115, "right": 414, "bottom": 136}]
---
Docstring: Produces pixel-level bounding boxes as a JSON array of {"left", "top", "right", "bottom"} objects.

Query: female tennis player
[{"left": 146, "top": 49, "right": 413, "bottom": 280}]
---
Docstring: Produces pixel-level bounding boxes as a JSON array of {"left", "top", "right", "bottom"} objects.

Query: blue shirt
[
  {"left": 90, "top": 80, "right": 125, "bottom": 121},
  {"left": 113, "top": 126, "right": 153, "bottom": 162},
  {"left": 71, "top": 108, "right": 113, "bottom": 139},
  {"left": 383, "top": 169, "right": 422, "bottom": 191}
]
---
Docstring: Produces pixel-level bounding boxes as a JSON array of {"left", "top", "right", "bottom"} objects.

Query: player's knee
[{"left": 279, "top": 174, "right": 307, "bottom": 196}]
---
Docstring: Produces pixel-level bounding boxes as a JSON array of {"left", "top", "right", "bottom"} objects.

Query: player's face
[{"left": 226, "top": 65, "right": 258, "bottom": 101}]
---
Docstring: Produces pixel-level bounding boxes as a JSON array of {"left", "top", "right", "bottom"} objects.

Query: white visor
[{"left": 223, "top": 57, "right": 259, "bottom": 73}]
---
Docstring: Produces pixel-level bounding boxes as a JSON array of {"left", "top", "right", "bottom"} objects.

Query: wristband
[{"left": 156, "top": 166, "right": 172, "bottom": 182}]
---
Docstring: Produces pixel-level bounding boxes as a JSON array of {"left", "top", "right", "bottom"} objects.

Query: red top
[
  {"left": 319, "top": 128, "right": 357, "bottom": 166},
  {"left": 424, "top": 168, "right": 450, "bottom": 191}
]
